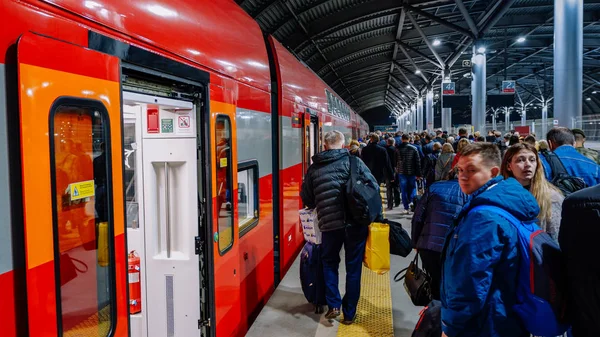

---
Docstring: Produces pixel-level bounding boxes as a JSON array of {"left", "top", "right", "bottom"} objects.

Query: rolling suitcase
[{"left": 299, "top": 242, "right": 326, "bottom": 313}]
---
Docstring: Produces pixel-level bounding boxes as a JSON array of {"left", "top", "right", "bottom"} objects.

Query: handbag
[
  {"left": 394, "top": 252, "right": 432, "bottom": 306},
  {"left": 383, "top": 218, "right": 412, "bottom": 257}
]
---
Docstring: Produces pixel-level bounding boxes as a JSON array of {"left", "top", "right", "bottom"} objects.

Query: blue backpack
[{"left": 471, "top": 206, "right": 569, "bottom": 336}]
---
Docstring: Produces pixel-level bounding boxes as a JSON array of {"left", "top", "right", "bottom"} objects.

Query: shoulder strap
[
  {"left": 469, "top": 205, "right": 528, "bottom": 232},
  {"left": 349, "top": 155, "right": 358, "bottom": 183},
  {"left": 543, "top": 151, "right": 568, "bottom": 178}
]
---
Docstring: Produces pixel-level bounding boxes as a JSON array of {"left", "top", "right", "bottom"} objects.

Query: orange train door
[
  {"left": 17, "top": 32, "right": 128, "bottom": 337},
  {"left": 210, "top": 101, "right": 241, "bottom": 337},
  {"left": 302, "top": 112, "right": 311, "bottom": 174}
]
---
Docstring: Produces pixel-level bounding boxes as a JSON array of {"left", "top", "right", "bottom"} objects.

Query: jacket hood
[
  {"left": 460, "top": 176, "right": 539, "bottom": 222},
  {"left": 312, "top": 148, "right": 349, "bottom": 164}
]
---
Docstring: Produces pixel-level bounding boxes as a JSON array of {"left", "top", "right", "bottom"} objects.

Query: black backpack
[
  {"left": 411, "top": 300, "right": 442, "bottom": 337},
  {"left": 543, "top": 151, "right": 587, "bottom": 196},
  {"left": 345, "top": 156, "right": 382, "bottom": 226}
]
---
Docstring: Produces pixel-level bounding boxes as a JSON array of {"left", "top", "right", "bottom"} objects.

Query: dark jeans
[
  {"left": 398, "top": 174, "right": 417, "bottom": 211},
  {"left": 321, "top": 224, "right": 369, "bottom": 320},
  {"left": 419, "top": 249, "right": 441, "bottom": 300},
  {"left": 393, "top": 180, "right": 401, "bottom": 207},
  {"left": 386, "top": 180, "right": 397, "bottom": 209}
]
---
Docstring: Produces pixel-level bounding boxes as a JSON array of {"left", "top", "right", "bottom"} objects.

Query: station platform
[{"left": 247, "top": 207, "right": 421, "bottom": 337}]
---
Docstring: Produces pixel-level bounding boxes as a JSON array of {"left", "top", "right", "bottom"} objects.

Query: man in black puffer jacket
[
  {"left": 300, "top": 130, "right": 377, "bottom": 324},
  {"left": 395, "top": 134, "right": 422, "bottom": 214}
]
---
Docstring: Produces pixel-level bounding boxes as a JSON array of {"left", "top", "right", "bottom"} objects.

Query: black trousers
[{"left": 419, "top": 249, "right": 442, "bottom": 301}]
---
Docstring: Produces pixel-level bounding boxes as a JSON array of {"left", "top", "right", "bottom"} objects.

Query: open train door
[
  {"left": 302, "top": 110, "right": 320, "bottom": 174},
  {"left": 16, "top": 32, "right": 128, "bottom": 336}
]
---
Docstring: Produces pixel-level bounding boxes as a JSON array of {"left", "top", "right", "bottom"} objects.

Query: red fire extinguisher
[{"left": 128, "top": 251, "right": 142, "bottom": 314}]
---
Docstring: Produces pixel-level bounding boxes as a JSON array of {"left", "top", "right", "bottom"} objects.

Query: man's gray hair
[{"left": 324, "top": 130, "right": 345, "bottom": 149}]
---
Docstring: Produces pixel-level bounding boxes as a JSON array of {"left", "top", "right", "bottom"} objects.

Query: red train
[{"left": 0, "top": 0, "right": 369, "bottom": 336}]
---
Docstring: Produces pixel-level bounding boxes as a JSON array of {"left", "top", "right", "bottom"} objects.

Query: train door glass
[
  {"left": 123, "top": 92, "right": 201, "bottom": 337},
  {"left": 17, "top": 32, "right": 128, "bottom": 337}
]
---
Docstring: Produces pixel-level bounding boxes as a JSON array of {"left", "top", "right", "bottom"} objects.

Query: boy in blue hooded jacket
[{"left": 441, "top": 142, "right": 539, "bottom": 337}]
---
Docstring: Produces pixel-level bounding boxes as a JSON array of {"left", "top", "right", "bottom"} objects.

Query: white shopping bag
[{"left": 299, "top": 208, "right": 322, "bottom": 244}]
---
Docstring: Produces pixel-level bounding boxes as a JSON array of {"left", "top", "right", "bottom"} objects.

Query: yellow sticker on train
[
  {"left": 70, "top": 180, "right": 95, "bottom": 201},
  {"left": 220, "top": 158, "right": 228, "bottom": 168}
]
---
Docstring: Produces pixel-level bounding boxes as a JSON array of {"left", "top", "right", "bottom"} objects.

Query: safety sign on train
[{"left": 70, "top": 180, "right": 95, "bottom": 201}]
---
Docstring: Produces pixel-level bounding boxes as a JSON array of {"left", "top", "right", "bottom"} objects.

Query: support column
[
  {"left": 492, "top": 109, "right": 497, "bottom": 131},
  {"left": 505, "top": 107, "right": 510, "bottom": 132},
  {"left": 471, "top": 45, "right": 487, "bottom": 134},
  {"left": 554, "top": 0, "right": 583, "bottom": 128},
  {"left": 441, "top": 68, "right": 452, "bottom": 132},
  {"left": 541, "top": 103, "right": 548, "bottom": 139},
  {"left": 426, "top": 90, "right": 434, "bottom": 132},
  {"left": 417, "top": 96, "right": 424, "bottom": 132},
  {"left": 411, "top": 102, "right": 415, "bottom": 132},
  {"left": 521, "top": 106, "right": 527, "bottom": 126}
]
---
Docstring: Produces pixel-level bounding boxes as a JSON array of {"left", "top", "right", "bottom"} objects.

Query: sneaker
[
  {"left": 325, "top": 308, "right": 340, "bottom": 319},
  {"left": 402, "top": 210, "right": 410, "bottom": 215}
]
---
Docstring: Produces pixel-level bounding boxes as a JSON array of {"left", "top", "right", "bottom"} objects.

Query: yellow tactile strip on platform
[
  {"left": 64, "top": 305, "right": 111, "bottom": 337},
  {"left": 336, "top": 266, "right": 394, "bottom": 337}
]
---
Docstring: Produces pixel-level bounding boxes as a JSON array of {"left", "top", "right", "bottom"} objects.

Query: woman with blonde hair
[
  {"left": 348, "top": 139, "right": 361, "bottom": 157},
  {"left": 501, "top": 143, "right": 564, "bottom": 239},
  {"left": 435, "top": 143, "right": 455, "bottom": 181},
  {"left": 451, "top": 138, "right": 471, "bottom": 169}
]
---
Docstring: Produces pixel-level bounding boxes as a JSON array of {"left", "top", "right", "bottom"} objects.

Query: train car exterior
[
  {"left": 0, "top": 1, "right": 369, "bottom": 337},
  {"left": 268, "top": 38, "right": 367, "bottom": 278}
]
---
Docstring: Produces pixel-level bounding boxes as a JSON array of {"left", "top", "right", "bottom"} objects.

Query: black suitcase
[{"left": 299, "top": 242, "right": 326, "bottom": 313}]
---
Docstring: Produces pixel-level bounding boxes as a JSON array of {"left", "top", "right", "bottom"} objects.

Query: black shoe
[
  {"left": 325, "top": 308, "right": 340, "bottom": 319},
  {"left": 341, "top": 317, "right": 355, "bottom": 325},
  {"left": 314, "top": 305, "right": 324, "bottom": 314}
]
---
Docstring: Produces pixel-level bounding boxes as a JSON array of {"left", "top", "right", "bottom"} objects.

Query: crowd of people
[{"left": 300, "top": 126, "right": 600, "bottom": 336}]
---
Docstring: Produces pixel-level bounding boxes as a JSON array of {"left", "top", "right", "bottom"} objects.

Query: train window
[
  {"left": 124, "top": 121, "right": 139, "bottom": 228},
  {"left": 216, "top": 116, "right": 234, "bottom": 253},
  {"left": 49, "top": 99, "right": 115, "bottom": 337},
  {"left": 237, "top": 161, "right": 259, "bottom": 237}
]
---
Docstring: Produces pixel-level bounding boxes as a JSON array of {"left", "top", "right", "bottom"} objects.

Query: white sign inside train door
[{"left": 177, "top": 114, "right": 193, "bottom": 134}]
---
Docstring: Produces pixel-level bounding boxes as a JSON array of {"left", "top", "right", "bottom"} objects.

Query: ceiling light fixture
[
  {"left": 477, "top": 46, "right": 486, "bottom": 53},
  {"left": 517, "top": 37, "right": 526, "bottom": 43},
  {"left": 406, "top": 85, "right": 411, "bottom": 89},
  {"left": 415, "top": 69, "right": 421, "bottom": 74},
  {"left": 433, "top": 39, "right": 441, "bottom": 46}
]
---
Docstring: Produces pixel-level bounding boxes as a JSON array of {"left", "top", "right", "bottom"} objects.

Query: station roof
[{"left": 235, "top": 0, "right": 600, "bottom": 116}]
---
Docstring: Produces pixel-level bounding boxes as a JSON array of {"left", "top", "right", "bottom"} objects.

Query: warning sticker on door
[
  {"left": 178, "top": 116, "right": 190, "bottom": 128},
  {"left": 161, "top": 119, "right": 174, "bottom": 133},
  {"left": 176, "top": 115, "right": 192, "bottom": 134},
  {"left": 70, "top": 180, "right": 95, "bottom": 201}
]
